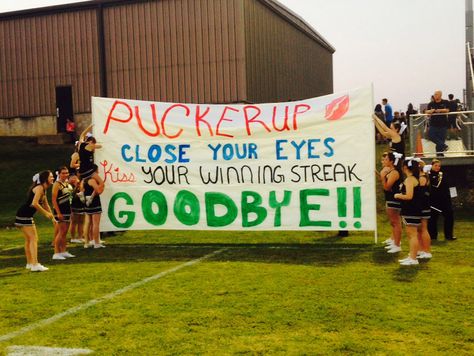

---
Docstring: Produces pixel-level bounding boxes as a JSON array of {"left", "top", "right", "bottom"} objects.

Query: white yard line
[
  {"left": 6, "top": 345, "right": 92, "bottom": 355},
  {"left": 0, "top": 248, "right": 226, "bottom": 343},
  {"left": 1, "top": 245, "right": 24, "bottom": 252}
]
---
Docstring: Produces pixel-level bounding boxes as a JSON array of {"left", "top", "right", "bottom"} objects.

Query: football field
[
  {"left": 1, "top": 225, "right": 473, "bottom": 355},
  {"left": 0, "top": 143, "right": 473, "bottom": 354}
]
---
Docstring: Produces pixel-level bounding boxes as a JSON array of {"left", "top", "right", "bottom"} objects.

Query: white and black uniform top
[
  {"left": 383, "top": 169, "right": 401, "bottom": 210},
  {"left": 15, "top": 187, "right": 43, "bottom": 226},
  {"left": 78, "top": 142, "right": 95, "bottom": 179},
  {"left": 400, "top": 179, "right": 422, "bottom": 226},
  {"left": 70, "top": 185, "right": 85, "bottom": 215},
  {"left": 53, "top": 181, "right": 72, "bottom": 221},
  {"left": 389, "top": 140, "right": 405, "bottom": 156}
]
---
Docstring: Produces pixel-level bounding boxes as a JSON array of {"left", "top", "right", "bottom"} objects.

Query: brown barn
[{"left": 0, "top": 0, "right": 334, "bottom": 137}]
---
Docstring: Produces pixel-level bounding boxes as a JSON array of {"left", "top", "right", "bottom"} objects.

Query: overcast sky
[{"left": 0, "top": 0, "right": 467, "bottom": 112}]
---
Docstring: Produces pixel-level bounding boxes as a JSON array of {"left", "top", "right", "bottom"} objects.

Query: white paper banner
[{"left": 92, "top": 87, "right": 376, "bottom": 231}]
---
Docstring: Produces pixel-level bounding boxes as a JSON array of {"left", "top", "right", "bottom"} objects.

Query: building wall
[
  {"left": 103, "top": 0, "right": 247, "bottom": 104},
  {"left": 243, "top": 0, "right": 333, "bottom": 103},
  {"left": 0, "top": 116, "right": 56, "bottom": 136},
  {"left": 0, "top": 9, "right": 101, "bottom": 118},
  {"left": 0, "top": 0, "right": 334, "bottom": 133}
]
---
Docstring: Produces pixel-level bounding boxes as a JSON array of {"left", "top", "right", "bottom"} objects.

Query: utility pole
[
  {"left": 467, "top": 0, "right": 474, "bottom": 152},
  {"left": 466, "top": 0, "right": 473, "bottom": 110}
]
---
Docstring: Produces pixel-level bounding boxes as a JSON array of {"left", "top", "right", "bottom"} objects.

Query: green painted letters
[
  {"left": 108, "top": 192, "right": 135, "bottom": 228},
  {"left": 269, "top": 191, "right": 291, "bottom": 227},
  {"left": 205, "top": 192, "right": 238, "bottom": 227},
  {"left": 299, "top": 189, "right": 331, "bottom": 227},
  {"left": 142, "top": 190, "right": 168, "bottom": 225},
  {"left": 174, "top": 190, "right": 200, "bottom": 226},
  {"left": 241, "top": 191, "right": 267, "bottom": 227}
]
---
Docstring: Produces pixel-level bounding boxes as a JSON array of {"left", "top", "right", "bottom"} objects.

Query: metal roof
[{"left": 0, "top": 0, "right": 335, "bottom": 53}]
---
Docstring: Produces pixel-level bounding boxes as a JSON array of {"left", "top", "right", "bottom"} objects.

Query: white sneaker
[
  {"left": 387, "top": 245, "right": 402, "bottom": 253},
  {"left": 61, "top": 252, "right": 75, "bottom": 258},
  {"left": 418, "top": 252, "right": 432, "bottom": 259},
  {"left": 26, "top": 264, "right": 32, "bottom": 269},
  {"left": 400, "top": 258, "right": 419, "bottom": 266},
  {"left": 384, "top": 242, "right": 394, "bottom": 249},
  {"left": 93, "top": 243, "right": 106, "bottom": 249},
  {"left": 383, "top": 238, "right": 393, "bottom": 245},
  {"left": 53, "top": 253, "right": 66, "bottom": 260},
  {"left": 398, "top": 256, "right": 411, "bottom": 263},
  {"left": 89, "top": 240, "right": 95, "bottom": 246},
  {"left": 70, "top": 238, "right": 84, "bottom": 243},
  {"left": 31, "top": 264, "right": 49, "bottom": 272}
]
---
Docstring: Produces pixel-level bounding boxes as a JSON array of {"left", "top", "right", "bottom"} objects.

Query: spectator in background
[
  {"left": 406, "top": 103, "right": 417, "bottom": 119},
  {"left": 447, "top": 94, "right": 461, "bottom": 139},
  {"left": 382, "top": 98, "right": 393, "bottom": 126},
  {"left": 406, "top": 103, "right": 418, "bottom": 136},
  {"left": 400, "top": 112, "right": 406, "bottom": 123},
  {"left": 66, "top": 118, "right": 76, "bottom": 143},
  {"left": 426, "top": 90, "right": 450, "bottom": 156},
  {"left": 374, "top": 104, "right": 386, "bottom": 143},
  {"left": 393, "top": 111, "right": 401, "bottom": 123}
]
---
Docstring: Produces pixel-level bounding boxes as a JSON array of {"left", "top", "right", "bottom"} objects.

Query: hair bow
[
  {"left": 32, "top": 173, "right": 40, "bottom": 184},
  {"left": 405, "top": 156, "right": 421, "bottom": 167},
  {"left": 399, "top": 122, "right": 408, "bottom": 135},
  {"left": 423, "top": 164, "right": 432, "bottom": 173},
  {"left": 393, "top": 152, "right": 403, "bottom": 165}
]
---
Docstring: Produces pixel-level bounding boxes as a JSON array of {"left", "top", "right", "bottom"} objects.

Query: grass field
[{"left": 0, "top": 142, "right": 473, "bottom": 355}]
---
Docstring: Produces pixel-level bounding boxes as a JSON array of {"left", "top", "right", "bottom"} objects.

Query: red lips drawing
[{"left": 325, "top": 95, "right": 349, "bottom": 121}]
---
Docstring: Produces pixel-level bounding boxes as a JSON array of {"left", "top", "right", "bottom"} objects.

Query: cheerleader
[
  {"left": 69, "top": 174, "right": 85, "bottom": 244},
  {"left": 69, "top": 140, "right": 80, "bottom": 176},
  {"left": 373, "top": 114, "right": 407, "bottom": 155},
  {"left": 77, "top": 124, "right": 103, "bottom": 206},
  {"left": 15, "top": 171, "right": 56, "bottom": 272},
  {"left": 378, "top": 152, "right": 403, "bottom": 253},
  {"left": 395, "top": 158, "right": 422, "bottom": 266},
  {"left": 51, "top": 166, "right": 75, "bottom": 260},
  {"left": 417, "top": 162, "right": 432, "bottom": 259},
  {"left": 83, "top": 164, "right": 105, "bottom": 248}
]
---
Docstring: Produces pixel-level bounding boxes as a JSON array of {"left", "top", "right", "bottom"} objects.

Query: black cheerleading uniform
[
  {"left": 389, "top": 139, "right": 405, "bottom": 156},
  {"left": 383, "top": 169, "right": 401, "bottom": 210},
  {"left": 400, "top": 178, "right": 422, "bottom": 226},
  {"left": 15, "top": 187, "right": 44, "bottom": 226},
  {"left": 70, "top": 184, "right": 85, "bottom": 215},
  {"left": 78, "top": 142, "right": 95, "bottom": 179},
  {"left": 84, "top": 177, "right": 102, "bottom": 215},
  {"left": 53, "top": 181, "right": 72, "bottom": 222}
]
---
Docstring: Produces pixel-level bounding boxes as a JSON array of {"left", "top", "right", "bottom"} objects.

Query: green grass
[{"left": 0, "top": 142, "right": 473, "bottom": 355}]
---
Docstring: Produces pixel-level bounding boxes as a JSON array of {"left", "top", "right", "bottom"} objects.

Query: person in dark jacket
[{"left": 428, "top": 159, "right": 456, "bottom": 240}]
